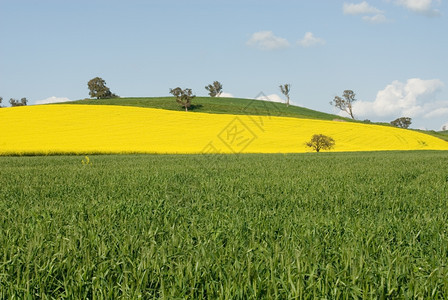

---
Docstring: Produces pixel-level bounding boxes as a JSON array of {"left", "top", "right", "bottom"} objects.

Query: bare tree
[
  {"left": 170, "top": 87, "right": 196, "bottom": 112},
  {"left": 390, "top": 117, "right": 412, "bottom": 129},
  {"left": 330, "top": 90, "right": 357, "bottom": 119},
  {"left": 205, "top": 81, "right": 223, "bottom": 97},
  {"left": 305, "top": 134, "right": 335, "bottom": 152},
  {"left": 279, "top": 84, "right": 291, "bottom": 107}
]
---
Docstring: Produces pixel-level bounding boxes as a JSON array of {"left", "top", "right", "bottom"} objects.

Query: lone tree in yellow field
[
  {"left": 330, "top": 90, "right": 357, "bottom": 119},
  {"left": 170, "top": 87, "right": 196, "bottom": 112},
  {"left": 306, "top": 134, "right": 335, "bottom": 152}
]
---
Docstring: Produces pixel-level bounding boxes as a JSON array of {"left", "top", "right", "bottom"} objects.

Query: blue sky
[{"left": 1, "top": 0, "right": 447, "bottom": 130}]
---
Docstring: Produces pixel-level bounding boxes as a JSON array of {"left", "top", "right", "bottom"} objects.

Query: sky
[{"left": 1, "top": 0, "right": 447, "bottom": 130}]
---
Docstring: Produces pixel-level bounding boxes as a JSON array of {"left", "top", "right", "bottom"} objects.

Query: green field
[
  {"left": 1, "top": 151, "right": 448, "bottom": 298},
  {"left": 61, "top": 97, "right": 351, "bottom": 121}
]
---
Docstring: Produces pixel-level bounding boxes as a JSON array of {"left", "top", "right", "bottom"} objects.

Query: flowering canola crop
[{"left": 0, "top": 104, "right": 447, "bottom": 155}]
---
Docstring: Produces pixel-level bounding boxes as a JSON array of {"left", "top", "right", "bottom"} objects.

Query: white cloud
[
  {"left": 353, "top": 78, "right": 446, "bottom": 119},
  {"left": 423, "top": 106, "right": 448, "bottom": 118},
  {"left": 255, "top": 93, "right": 284, "bottom": 103},
  {"left": 394, "top": 0, "right": 441, "bottom": 16},
  {"left": 297, "top": 32, "right": 325, "bottom": 47},
  {"left": 217, "top": 92, "right": 234, "bottom": 98},
  {"left": 362, "top": 14, "right": 388, "bottom": 23},
  {"left": 343, "top": 1, "right": 383, "bottom": 15},
  {"left": 35, "top": 96, "right": 72, "bottom": 105},
  {"left": 246, "top": 31, "right": 290, "bottom": 51}
]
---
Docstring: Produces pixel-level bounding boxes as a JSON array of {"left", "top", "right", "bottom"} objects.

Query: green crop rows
[{"left": 1, "top": 151, "right": 448, "bottom": 298}]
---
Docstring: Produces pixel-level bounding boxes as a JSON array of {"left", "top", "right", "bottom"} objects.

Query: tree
[
  {"left": 330, "top": 90, "right": 357, "bottom": 119},
  {"left": 0, "top": 96, "right": 2, "bottom": 107},
  {"left": 390, "top": 117, "right": 412, "bottom": 129},
  {"left": 205, "top": 81, "right": 223, "bottom": 97},
  {"left": 9, "top": 98, "right": 28, "bottom": 107},
  {"left": 87, "top": 77, "right": 118, "bottom": 99},
  {"left": 305, "top": 134, "right": 335, "bottom": 152},
  {"left": 443, "top": 125, "right": 447, "bottom": 131},
  {"left": 170, "top": 87, "right": 195, "bottom": 112},
  {"left": 279, "top": 84, "right": 291, "bottom": 107}
]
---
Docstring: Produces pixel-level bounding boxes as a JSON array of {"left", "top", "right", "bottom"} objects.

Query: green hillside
[
  {"left": 58, "top": 97, "right": 448, "bottom": 142},
  {"left": 61, "top": 97, "right": 351, "bottom": 121},
  {"left": 424, "top": 130, "right": 448, "bottom": 142}
]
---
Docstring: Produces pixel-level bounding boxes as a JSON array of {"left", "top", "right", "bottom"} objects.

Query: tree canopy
[
  {"left": 170, "top": 87, "right": 196, "bottom": 111},
  {"left": 305, "top": 134, "right": 335, "bottom": 152},
  {"left": 9, "top": 98, "right": 28, "bottom": 107},
  {"left": 87, "top": 77, "right": 118, "bottom": 99},
  {"left": 330, "top": 90, "right": 356, "bottom": 119},
  {"left": 390, "top": 117, "right": 412, "bottom": 129},
  {"left": 205, "top": 81, "right": 223, "bottom": 97}
]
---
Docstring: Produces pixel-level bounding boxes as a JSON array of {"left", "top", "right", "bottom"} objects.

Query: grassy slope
[
  {"left": 58, "top": 97, "right": 448, "bottom": 142},
  {"left": 423, "top": 130, "right": 448, "bottom": 142},
  {"left": 62, "top": 97, "right": 350, "bottom": 121}
]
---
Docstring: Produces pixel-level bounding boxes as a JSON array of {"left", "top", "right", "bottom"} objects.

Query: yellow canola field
[{"left": 1, "top": 104, "right": 447, "bottom": 155}]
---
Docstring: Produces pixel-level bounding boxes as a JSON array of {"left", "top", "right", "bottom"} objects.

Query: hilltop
[
  {"left": 59, "top": 97, "right": 448, "bottom": 142},
  {"left": 60, "top": 97, "right": 350, "bottom": 122}
]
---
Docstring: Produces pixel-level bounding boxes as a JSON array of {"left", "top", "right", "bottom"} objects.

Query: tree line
[
  {"left": 1, "top": 77, "right": 414, "bottom": 130},
  {"left": 0, "top": 97, "right": 28, "bottom": 107},
  {"left": 87, "top": 77, "right": 411, "bottom": 129}
]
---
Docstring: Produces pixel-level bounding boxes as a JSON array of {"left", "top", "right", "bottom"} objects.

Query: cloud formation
[
  {"left": 344, "top": 1, "right": 388, "bottom": 23},
  {"left": 35, "top": 96, "right": 72, "bottom": 105},
  {"left": 255, "top": 93, "right": 284, "bottom": 103},
  {"left": 343, "top": 1, "right": 383, "bottom": 15},
  {"left": 353, "top": 78, "right": 447, "bottom": 120},
  {"left": 394, "top": 0, "right": 441, "bottom": 16},
  {"left": 297, "top": 32, "right": 326, "bottom": 47},
  {"left": 246, "top": 31, "right": 290, "bottom": 51},
  {"left": 362, "top": 14, "right": 388, "bottom": 23}
]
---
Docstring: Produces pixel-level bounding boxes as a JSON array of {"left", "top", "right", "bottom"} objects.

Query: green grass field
[
  {"left": 1, "top": 151, "right": 448, "bottom": 298},
  {"left": 61, "top": 97, "right": 351, "bottom": 121}
]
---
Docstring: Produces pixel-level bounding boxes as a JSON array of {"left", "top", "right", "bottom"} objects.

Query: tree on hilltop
[
  {"left": 305, "top": 134, "right": 335, "bottom": 152},
  {"left": 87, "top": 77, "right": 118, "bottom": 99},
  {"left": 170, "top": 87, "right": 195, "bottom": 112},
  {"left": 390, "top": 117, "right": 412, "bottom": 129},
  {"left": 279, "top": 84, "right": 291, "bottom": 107},
  {"left": 205, "top": 81, "right": 223, "bottom": 97},
  {"left": 0, "top": 96, "right": 2, "bottom": 107},
  {"left": 9, "top": 98, "right": 28, "bottom": 107},
  {"left": 330, "top": 90, "right": 357, "bottom": 119}
]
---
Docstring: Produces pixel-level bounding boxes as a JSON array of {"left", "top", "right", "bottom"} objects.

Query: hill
[
  {"left": 61, "top": 97, "right": 448, "bottom": 142},
  {"left": 61, "top": 97, "right": 350, "bottom": 122}
]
